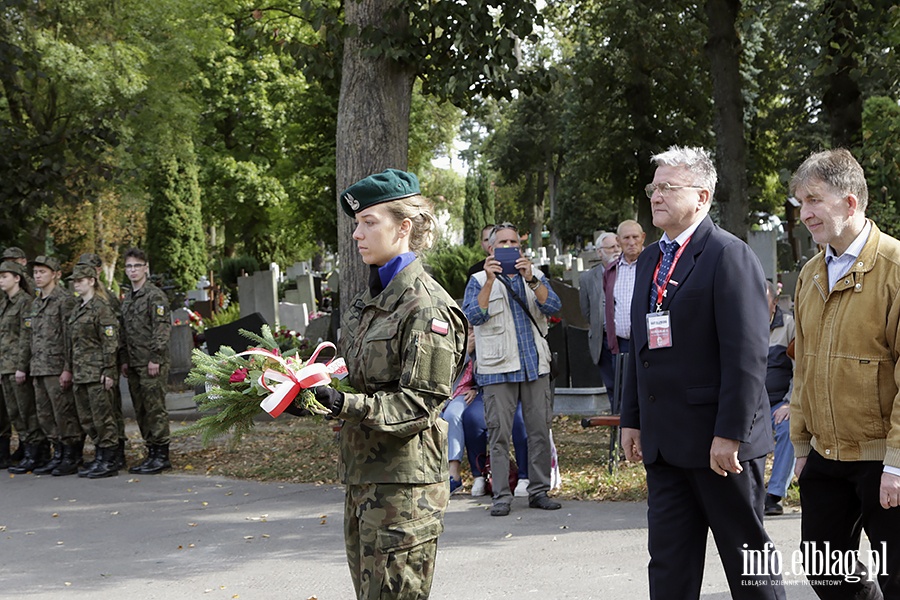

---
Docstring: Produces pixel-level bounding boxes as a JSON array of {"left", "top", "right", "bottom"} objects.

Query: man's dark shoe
[
  {"left": 490, "top": 502, "right": 511, "bottom": 517},
  {"left": 529, "top": 493, "right": 562, "bottom": 510},
  {"left": 764, "top": 494, "right": 784, "bottom": 516}
]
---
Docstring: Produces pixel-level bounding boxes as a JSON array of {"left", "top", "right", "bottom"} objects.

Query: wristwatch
[{"left": 527, "top": 276, "right": 541, "bottom": 290}]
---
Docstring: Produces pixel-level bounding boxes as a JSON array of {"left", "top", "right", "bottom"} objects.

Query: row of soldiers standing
[{"left": 0, "top": 247, "right": 173, "bottom": 478}]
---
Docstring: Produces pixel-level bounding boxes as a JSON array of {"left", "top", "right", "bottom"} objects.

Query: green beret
[
  {"left": 1, "top": 247, "right": 26, "bottom": 260},
  {"left": 0, "top": 261, "right": 26, "bottom": 277},
  {"left": 68, "top": 264, "right": 96, "bottom": 281},
  {"left": 77, "top": 252, "right": 102, "bottom": 268},
  {"left": 339, "top": 169, "right": 420, "bottom": 217},
  {"left": 32, "top": 255, "right": 61, "bottom": 272}
]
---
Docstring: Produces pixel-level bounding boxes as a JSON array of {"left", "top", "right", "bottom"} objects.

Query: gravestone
[
  {"left": 547, "top": 245, "right": 559, "bottom": 261},
  {"left": 286, "top": 261, "right": 311, "bottom": 279},
  {"left": 169, "top": 324, "right": 194, "bottom": 378},
  {"left": 549, "top": 279, "right": 588, "bottom": 329},
  {"left": 204, "top": 312, "right": 268, "bottom": 354},
  {"left": 172, "top": 307, "right": 191, "bottom": 326},
  {"left": 567, "top": 326, "right": 604, "bottom": 387},
  {"left": 238, "top": 270, "right": 278, "bottom": 327},
  {"left": 305, "top": 314, "right": 331, "bottom": 343},
  {"left": 327, "top": 270, "right": 340, "bottom": 291},
  {"left": 192, "top": 300, "right": 213, "bottom": 320},
  {"left": 546, "top": 321, "right": 568, "bottom": 388},
  {"left": 294, "top": 273, "right": 317, "bottom": 313},
  {"left": 278, "top": 301, "right": 309, "bottom": 335},
  {"left": 748, "top": 230, "right": 777, "bottom": 282}
]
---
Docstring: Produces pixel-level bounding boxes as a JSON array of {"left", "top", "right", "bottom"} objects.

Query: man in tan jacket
[{"left": 791, "top": 148, "right": 900, "bottom": 598}]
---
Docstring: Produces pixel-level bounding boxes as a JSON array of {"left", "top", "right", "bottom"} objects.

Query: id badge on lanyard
[
  {"left": 646, "top": 237, "right": 690, "bottom": 350},
  {"left": 647, "top": 312, "right": 672, "bottom": 349}
]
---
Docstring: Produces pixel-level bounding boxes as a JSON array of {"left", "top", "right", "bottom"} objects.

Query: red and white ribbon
[{"left": 234, "top": 342, "right": 342, "bottom": 418}]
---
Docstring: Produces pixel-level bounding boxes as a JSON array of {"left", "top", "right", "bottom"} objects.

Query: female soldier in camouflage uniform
[
  {"left": 0, "top": 262, "right": 40, "bottom": 470},
  {"left": 68, "top": 264, "right": 120, "bottom": 478},
  {"left": 307, "top": 169, "right": 466, "bottom": 599}
]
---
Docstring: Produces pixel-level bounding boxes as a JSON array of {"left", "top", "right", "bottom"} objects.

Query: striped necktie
[{"left": 651, "top": 240, "right": 679, "bottom": 310}]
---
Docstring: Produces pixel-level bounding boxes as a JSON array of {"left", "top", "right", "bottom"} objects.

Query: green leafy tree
[
  {"left": 549, "top": 0, "right": 713, "bottom": 243},
  {"left": 334, "top": 0, "right": 547, "bottom": 313},
  {"left": 145, "top": 134, "right": 207, "bottom": 290},
  {"left": 463, "top": 166, "right": 495, "bottom": 246},
  {"left": 860, "top": 96, "right": 900, "bottom": 238},
  {"left": 0, "top": 0, "right": 148, "bottom": 251}
]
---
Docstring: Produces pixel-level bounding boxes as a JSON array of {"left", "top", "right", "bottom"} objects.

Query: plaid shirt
[{"left": 462, "top": 274, "right": 561, "bottom": 387}]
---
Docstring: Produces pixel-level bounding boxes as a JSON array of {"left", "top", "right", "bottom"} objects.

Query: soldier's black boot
[
  {"left": 138, "top": 444, "right": 172, "bottom": 475},
  {"left": 9, "top": 443, "right": 41, "bottom": 474},
  {"left": 32, "top": 442, "right": 61, "bottom": 475},
  {"left": 52, "top": 443, "right": 81, "bottom": 476},
  {"left": 128, "top": 445, "right": 154, "bottom": 474},
  {"left": 116, "top": 439, "right": 127, "bottom": 470},
  {"left": 78, "top": 446, "right": 97, "bottom": 477},
  {"left": 0, "top": 437, "right": 10, "bottom": 469},
  {"left": 86, "top": 446, "right": 119, "bottom": 479},
  {"left": 10, "top": 440, "right": 24, "bottom": 462}
]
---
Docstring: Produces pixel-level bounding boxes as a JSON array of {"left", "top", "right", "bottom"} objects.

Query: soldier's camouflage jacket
[
  {"left": 0, "top": 289, "right": 33, "bottom": 375},
  {"left": 337, "top": 259, "right": 466, "bottom": 485},
  {"left": 118, "top": 281, "right": 171, "bottom": 367},
  {"left": 68, "top": 296, "right": 118, "bottom": 384},
  {"left": 24, "top": 285, "right": 76, "bottom": 376}
]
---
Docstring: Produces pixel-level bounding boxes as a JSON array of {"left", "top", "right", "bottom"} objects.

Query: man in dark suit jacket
[{"left": 620, "top": 146, "right": 784, "bottom": 599}]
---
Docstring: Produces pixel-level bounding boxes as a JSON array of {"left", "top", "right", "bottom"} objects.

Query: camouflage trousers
[
  {"left": 0, "top": 374, "right": 43, "bottom": 444},
  {"left": 111, "top": 378, "right": 126, "bottom": 441},
  {"left": 344, "top": 482, "right": 448, "bottom": 600},
  {"left": 33, "top": 374, "right": 81, "bottom": 445},
  {"left": 0, "top": 382, "right": 8, "bottom": 438},
  {"left": 126, "top": 363, "right": 170, "bottom": 445},
  {"left": 74, "top": 382, "right": 118, "bottom": 449}
]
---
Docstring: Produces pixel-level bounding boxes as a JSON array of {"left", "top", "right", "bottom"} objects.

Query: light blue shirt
[{"left": 824, "top": 221, "right": 871, "bottom": 292}]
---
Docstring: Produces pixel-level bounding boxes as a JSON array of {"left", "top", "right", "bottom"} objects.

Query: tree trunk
[
  {"left": 705, "top": 0, "right": 749, "bottom": 241},
  {"left": 531, "top": 169, "right": 545, "bottom": 252},
  {"left": 621, "top": 10, "right": 659, "bottom": 237},
  {"left": 821, "top": 0, "right": 862, "bottom": 149},
  {"left": 336, "top": 0, "right": 415, "bottom": 318},
  {"left": 547, "top": 150, "right": 562, "bottom": 251}
]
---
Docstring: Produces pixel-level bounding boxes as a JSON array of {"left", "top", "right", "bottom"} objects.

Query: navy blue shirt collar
[{"left": 378, "top": 252, "right": 417, "bottom": 289}]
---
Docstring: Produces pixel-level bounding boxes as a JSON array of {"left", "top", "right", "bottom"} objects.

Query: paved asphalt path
[
  {"left": 1, "top": 470, "right": 818, "bottom": 600},
  {"left": 0, "top": 391, "right": 818, "bottom": 599}
]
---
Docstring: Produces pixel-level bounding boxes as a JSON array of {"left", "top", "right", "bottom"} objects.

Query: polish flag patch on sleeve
[{"left": 429, "top": 318, "right": 449, "bottom": 336}]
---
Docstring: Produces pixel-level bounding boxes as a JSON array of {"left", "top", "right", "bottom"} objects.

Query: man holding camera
[{"left": 463, "top": 223, "right": 562, "bottom": 517}]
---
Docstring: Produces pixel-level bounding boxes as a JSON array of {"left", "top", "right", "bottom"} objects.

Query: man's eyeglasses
[
  {"left": 490, "top": 222, "right": 518, "bottom": 234},
  {"left": 124, "top": 263, "right": 146, "bottom": 270},
  {"left": 644, "top": 182, "right": 704, "bottom": 199}
]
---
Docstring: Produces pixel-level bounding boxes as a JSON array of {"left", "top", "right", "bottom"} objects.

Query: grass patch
[{"left": 166, "top": 413, "right": 795, "bottom": 507}]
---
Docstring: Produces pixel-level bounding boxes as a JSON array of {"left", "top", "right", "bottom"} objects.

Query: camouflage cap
[
  {"left": 1, "top": 247, "right": 26, "bottom": 260},
  {"left": 339, "top": 169, "right": 420, "bottom": 217},
  {"left": 68, "top": 264, "right": 96, "bottom": 280},
  {"left": 77, "top": 252, "right": 102, "bottom": 268},
  {"left": 0, "top": 260, "right": 27, "bottom": 277},
  {"left": 31, "top": 255, "right": 61, "bottom": 272}
]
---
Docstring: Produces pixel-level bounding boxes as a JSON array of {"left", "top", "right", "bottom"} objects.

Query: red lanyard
[{"left": 652, "top": 237, "right": 691, "bottom": 310}]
